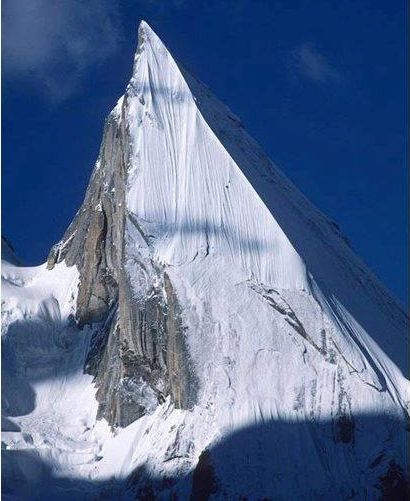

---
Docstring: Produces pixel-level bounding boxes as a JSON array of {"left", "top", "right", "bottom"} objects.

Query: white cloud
[
  {"left": 291, "top": 43, "right": 341, "bottom": 83},
  {"left": 2, "top": 0, "right": 123, "bottom": 101}
]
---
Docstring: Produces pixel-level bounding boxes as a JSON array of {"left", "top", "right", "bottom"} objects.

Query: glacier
[{"left": 2, "top": 21, "right": 409, "bottom": 500}]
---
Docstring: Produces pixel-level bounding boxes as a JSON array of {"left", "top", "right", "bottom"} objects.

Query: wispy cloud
[
  {"left": 291, "top": 43, "right": 341, "bottom": 83},
  {"left": 2, "top": 0, "right": 123, "bottom": 102}
]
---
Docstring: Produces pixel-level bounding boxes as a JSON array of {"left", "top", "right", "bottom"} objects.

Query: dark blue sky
[{"left": 2, "top": 0, "right": 407, "bottom": 304}]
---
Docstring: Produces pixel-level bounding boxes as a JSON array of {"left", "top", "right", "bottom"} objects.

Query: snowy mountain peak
[
  {"left": 2, "top": 20, "right": 409, "bottom": 500},
  {"left": 138, "top": 19, "right": 158, "bottom": 42},
  {"left": 132, "top": 20, "right": 174, "bottom": 80},
  {"left": 125, "top": 19, "right": 309, "bottom": 294}
]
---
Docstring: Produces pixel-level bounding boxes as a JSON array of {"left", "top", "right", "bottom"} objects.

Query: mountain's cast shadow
[{"left": 2, "top": 413, "right": 408, "bottom": 500}]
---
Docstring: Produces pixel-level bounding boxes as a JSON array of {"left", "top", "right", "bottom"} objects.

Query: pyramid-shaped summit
[{"left": 3, "top": 20, "right": 409, "bottom": 500}]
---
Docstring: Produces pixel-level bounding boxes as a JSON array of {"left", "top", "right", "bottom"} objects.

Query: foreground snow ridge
[{"left": 2, "top": 20, "right": 409, "bottom": 500}]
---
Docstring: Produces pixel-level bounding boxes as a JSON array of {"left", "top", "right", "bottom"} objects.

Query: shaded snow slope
[
  {"left": 2, "top": 20, "right": 409, "bottom": 500},
  {"left": 1, "top": 236, "right": 21, "bottom": 266}
]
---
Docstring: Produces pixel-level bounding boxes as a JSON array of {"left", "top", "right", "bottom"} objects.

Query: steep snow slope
[{"left": 2, "top": 21, "right": 409, "bottom": 500}]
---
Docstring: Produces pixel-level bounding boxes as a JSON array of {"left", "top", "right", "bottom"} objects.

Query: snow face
[
  {"left": 124, "top": 19, "right": 408, "bottom": 413},
  {"left": 126, "top": 23, "right": 308, "bottom": 291},
  {"left": 2, "top": 20, "right": 409, "bottom": 500}
]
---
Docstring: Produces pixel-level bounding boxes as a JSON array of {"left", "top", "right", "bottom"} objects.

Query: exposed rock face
[
  {"left": 190, "top": 450, "right": 219, "bottom": 500},
  {"left": 47, "top": 67, "right": 196, "bottom": 427},
  {"left": 84, "top": 268, "right": 196, "bottom": 427},
  {"left": 47, "top": 107, "right": 127, "bottom": 325}
]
